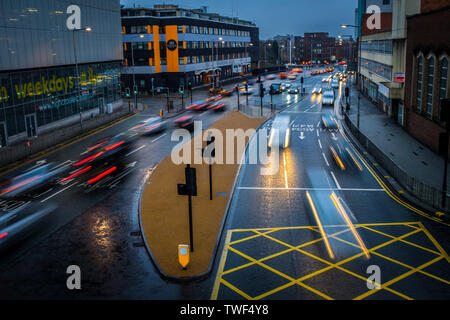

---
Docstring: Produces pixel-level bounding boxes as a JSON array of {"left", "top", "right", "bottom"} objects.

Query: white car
[
  {"left": 268, "top": 115, "right": 291, "bottom": 149},
  {"left": 130, "top": 117, "right": 168, "bottom": 135},
  {"left": 321, "top": 90, "right": 335, "bottom": 107}
]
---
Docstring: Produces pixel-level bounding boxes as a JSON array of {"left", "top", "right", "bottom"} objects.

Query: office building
[
  {"left": 0, "top": 0, "right": 123, "bottom": 147},
  {"left": 120, "top": 5, "right": 259, "bottom": 92}
]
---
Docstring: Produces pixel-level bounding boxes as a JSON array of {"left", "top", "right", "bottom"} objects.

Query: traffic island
[{"left": 139, "top": 110, "right": 266, "bottom": 279}]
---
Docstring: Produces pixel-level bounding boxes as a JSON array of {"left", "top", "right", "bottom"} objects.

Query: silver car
[
  {"left": 321, "top": 90, "right": 335, "bottom": 107},
  {"left": 130, "top": 117, "right": 168, "bottom": 135}
]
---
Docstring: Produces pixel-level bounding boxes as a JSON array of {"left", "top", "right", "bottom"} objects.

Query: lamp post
[
  {"left": 73, "top": 26, "right": 92, "bottom": 130},
  {"left": 130, "top": 34, "right": 145, "bottom": 110},
  {"left": 341, "top": 24, "right": 361, "bottom": 130},
  {"left": 211, "top": 37, "right": 223, "bottom": 89}
]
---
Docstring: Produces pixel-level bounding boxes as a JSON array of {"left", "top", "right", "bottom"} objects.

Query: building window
[
  {"left": 416, "top": 56, "right": 424, "bottom": 110},
  {"left": 440, "top": 58, "right": 448, "bottom": 101},
  {"left": 427, "top": 57, "right": 435, "bottom": 115}
]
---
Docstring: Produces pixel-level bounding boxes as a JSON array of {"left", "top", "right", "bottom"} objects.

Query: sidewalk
[
  {"left": 344, "top": 83, "right": 450, "bottom": 214},
  {"left": 346, "top": 84, "right": 449, "bottom": 190}
]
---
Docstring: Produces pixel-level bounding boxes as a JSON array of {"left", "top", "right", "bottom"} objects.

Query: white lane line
[
  {"left": 318, "top": 139, "right": 322, "bottom": 149},
  {"left": 322, "top": 153, "right": 330, "bottom": 166},
  {"left": 330, "top": 171, "right": 342, "bottom": 190},
  {"left": 237, "top": 187, "right": 385, "bottom": 191},
  {"left": 40, "top": 182, "right": 77, "bottom": 203},
  {"left": 317, "top": 121, "right": 321, "bottom": 128},
  {"left": 152, "top": 133, "right": 167, "bottom": 143},
  {"left": 126, "top": 145, "right": 146, "bottom": 157},
  {"left": 316, "top": 129, "right": 319, "bottom": 137}
]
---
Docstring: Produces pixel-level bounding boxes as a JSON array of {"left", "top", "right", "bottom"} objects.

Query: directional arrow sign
[
  {"left": 331, "top": 133, "right": 338, "bottom": 141},
  {"left": 299, "top": 132, "right": 305, "bottom": 140}
]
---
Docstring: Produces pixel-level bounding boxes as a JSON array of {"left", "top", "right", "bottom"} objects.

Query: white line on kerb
[
  {"left": 237, "top": 187, "right": 385, "bottom": 192},
  {"left": 322, "top": 153, "right": 330, "bottom": 166},
  {"left": 330, "top": 171, "right": 341, "bottom": 190}
]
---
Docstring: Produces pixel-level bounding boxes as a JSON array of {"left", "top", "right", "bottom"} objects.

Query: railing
[{"left": 343, "top": 112, "right": 446, "bottom": 213}]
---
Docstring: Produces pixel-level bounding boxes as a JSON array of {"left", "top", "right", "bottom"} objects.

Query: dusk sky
[{"left": 120, "top": 0, "right": 359, "bottom": 39}]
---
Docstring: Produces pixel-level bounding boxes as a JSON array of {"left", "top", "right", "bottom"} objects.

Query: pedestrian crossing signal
[
  {"left": 125, "top": 88, "right": 130, "bottom": 98},
  {"left": 178, "top": 244, "right": 190, "bottom": 269}
]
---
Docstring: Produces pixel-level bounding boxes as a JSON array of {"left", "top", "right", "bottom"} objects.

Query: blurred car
[
  {"left": 288, "top": 84, "right": 300, "bottom": 94},
  {"left": 279, "top": 72, "right": 288, "bottom": 79},
  {"left": 283, "top": 81, "right": 292, "bottom": 89},
  {"left": 72, "top": 132, "right": 137, "bottom": 168},
  {"left": 185, "top": 99, "right": 214, "bottom": 112},
  {"left": 174, "top": 115, "right": 195, "bottom": 131},
  {"left": 268, "top": 115, "right": 291, "bottom": 149},
  {"left": 0, "top": 163, "right": 67, "bottom": 199},
  {"left": 321, "top": 112, "right": 339, "bottom": 129},
  {"left": 270, "top": 83, "right": 282, "bottom": 94},
  {"left": 220, "top": 89, "right": 233, "bottom": 97},
  {"left": 312, "top": 87, "right": 323, "bottom": 95},
  {"left": 266, "top": 74, "right": 276, "bottom": 80},
  {"left": 206, "top": 102, "right": 227, "bottom": 112},
  {"left": 331, "top": 79, "right": 339, "bottom": 89},
  {"left": 129, "top": 117, "right": 169, "bottom": 135},
  {"left": 321, "top": 90, "right": 335, "bottom": 107},
  {"left": 240, "top": 87, "right": 254, "bottom": 95}
]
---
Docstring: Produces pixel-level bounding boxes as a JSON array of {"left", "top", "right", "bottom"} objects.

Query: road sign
[{"left": 178, "top": 244, "right": 190, "bottom": 269}]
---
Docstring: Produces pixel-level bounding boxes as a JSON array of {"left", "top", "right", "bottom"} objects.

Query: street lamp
[
  {"left": 211, "top": 36, "right": 223, "bottom": 88},
  {"left": 129, "top": 34, "right": 145, "bottom": 110},
  {"left": 73, "top": 26, "right": 93, "bottom": 130},
  {"left": 341, "top": 24, "right": 362, "bottom": 129}
]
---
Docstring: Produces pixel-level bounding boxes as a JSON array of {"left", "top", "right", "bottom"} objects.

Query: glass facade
[
  {"left": 0, "top": 62, "right": 121, "bottom": 137},
  {"left": 0, "top": 0, "right": 123, "bottom": 71},
  {"left": 361, "top": 40, "right": 393, "bottom": 54},
  {"left": 361, "top": 58, "right": 393, "bottom": 81}
]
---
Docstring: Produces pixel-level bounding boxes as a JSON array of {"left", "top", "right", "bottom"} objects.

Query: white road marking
[
  {"left": 126, "top": 145, "right": 146, "bottom": 157},
  {"left": 237, "top": 187, "right": 385, "bottom": 192},
  {"left": 322, "top": 152, "right": 330, "bottom": 166},
  {"left": 330, "top": 171, "right": 341, "bottom": 190},
  {"left": 318, "top": 139, "right": 322, "bottom": 149},
  {"left": 152, "top": 133, "right": 167, "bottom": 143},
  {"left": 40, "top": 182, "right": 77, "bottom": 203},
  {"left": 316, "top": 129, "right": 319, "bottom": 137}
]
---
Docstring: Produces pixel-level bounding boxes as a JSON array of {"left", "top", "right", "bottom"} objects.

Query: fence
[{"left": 343, "top": 112, "right": 446, "bottom": 213}]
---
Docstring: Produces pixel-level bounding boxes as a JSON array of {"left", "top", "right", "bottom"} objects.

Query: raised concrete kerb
[
  {"left": 138, "top": 111, "right": 267, "bottom": 281},
  {"left": 137, "top": 96, "right": 306, "bottom": 282}
]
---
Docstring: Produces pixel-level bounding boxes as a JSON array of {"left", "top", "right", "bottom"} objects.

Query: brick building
[{"left": 404, "top": 5, "right": 450, "bottom": 154}]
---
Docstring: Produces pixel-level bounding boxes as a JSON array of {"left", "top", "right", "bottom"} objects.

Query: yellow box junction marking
[{"left": 211, "top": 222, "right": 450, "bottom": 300}]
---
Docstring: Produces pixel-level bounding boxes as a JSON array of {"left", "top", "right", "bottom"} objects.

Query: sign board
[
  {"left": 394, "top": 73, "right": 405, "bottom": 83},
  {"left": 167, "top": 39, "right": 178, "bottom": 51},
  {"left": 378, "top": 83, "right": 390, "bottom": 98},
  {"left": 178, "top": 244, "right": 190, "bottom": 269}
]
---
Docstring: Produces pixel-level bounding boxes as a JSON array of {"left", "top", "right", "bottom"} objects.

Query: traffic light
[
  {"left": 259, "top": 83, "right": 265, "bottom": 98},
  {"left": 187, "top": 81, "right": 192, "bottom": 91},
  {"left": 125, "top": 88, "right": 131, "bottom": 98},
  {"left": 133, "top": 85, "right": 138, "bottom": 95},
  {"left": 179, "top": 86, "right": 184, "bottom": 94}
]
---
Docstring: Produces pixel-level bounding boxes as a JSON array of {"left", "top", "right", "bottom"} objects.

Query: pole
[
  {"left": 209, "top": 164, "right": 213, "bottom": 201},
  {"left": 73, "top": 31, "right": 83, "bottom": 130},
  {"left": 187, "top": 164, "right": 194, "bottom": 252},
  {"left": 357, "top": 35, "right": 362, "bottom": 130},
  {"left": 443, "top": 116, "right": 450, "bottom": 209},
  {"left": 131, "top": 41, "right": 138, "bottom": 110}
]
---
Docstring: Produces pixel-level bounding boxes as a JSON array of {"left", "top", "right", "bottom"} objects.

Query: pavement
[
  {"left": 345, "top": 83, "right": 449, "bottom": 191},
  {"left": 140, "top": 110, "right": 266, "bottom": 279}
]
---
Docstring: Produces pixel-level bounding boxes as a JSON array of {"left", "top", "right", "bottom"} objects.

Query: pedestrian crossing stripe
[{"left": 211, "top": 222, "right": 450, "bottom": 300}]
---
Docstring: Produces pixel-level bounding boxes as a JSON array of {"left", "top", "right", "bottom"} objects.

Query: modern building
[
  {"left": 404, "top": 4, "right": 450, "bottom": 154},
  {"left": 357, "top": 0, "right": 421, "bottom": 124},
  {"left": 120, "top": 5, "right": 259, "bottom": 92},
  {"left": 0, "top": 0, "right": 123, "bottom": 148}
]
